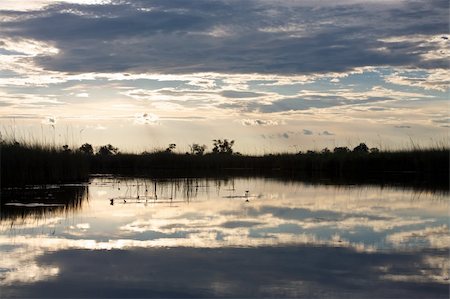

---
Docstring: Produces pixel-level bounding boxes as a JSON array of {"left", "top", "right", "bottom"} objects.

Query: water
[{"left": 1, "top": 177, "right": 449, "bottom": 298}]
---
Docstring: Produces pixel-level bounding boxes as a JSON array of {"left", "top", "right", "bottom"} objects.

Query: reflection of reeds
[
  {"left": 100, "top": 176, "right": 449, "bottom": 211},
  {"left": 103, "top": 177, "right": 210, "bottom": 204},
  {"left": 0, "top": 184, "right": 88, "bottom": 223}
]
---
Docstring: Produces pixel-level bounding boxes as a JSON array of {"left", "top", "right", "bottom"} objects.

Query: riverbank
[{"left": 1, "top": 141, "right": 448, "bottom": 190}]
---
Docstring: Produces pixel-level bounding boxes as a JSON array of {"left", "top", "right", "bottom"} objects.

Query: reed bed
[
  {"left": 1, "top": 140, "right": 448, "bottom": 189},
  {"left": 1, "top": 141, "right": 89, "bottom": 187}
]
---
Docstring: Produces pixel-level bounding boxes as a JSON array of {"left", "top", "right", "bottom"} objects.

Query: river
[{"left": 1, "top": 176, "right": 448, "bottom": 298}]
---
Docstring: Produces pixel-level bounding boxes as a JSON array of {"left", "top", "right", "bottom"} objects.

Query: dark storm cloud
[{"left": 0, "top": 0, "right": 447, "bottom": 74}]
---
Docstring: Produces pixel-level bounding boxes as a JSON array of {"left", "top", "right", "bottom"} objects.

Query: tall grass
[
  {"left": 89, "top": 144, "right": 449, "bottom": 190},
  {"left": 87, "top": 142, "right": 449, "bottom": 172},
  {"left": 1, "top": 141, "right": 89, "bottom": 187},
  {"left": 1, "top": 140, "right": 448, "bottom": 189}
]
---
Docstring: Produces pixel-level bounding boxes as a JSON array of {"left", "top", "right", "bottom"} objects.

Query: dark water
[{"left": 1, "top": 177, "right": 449, "bottom": 298}]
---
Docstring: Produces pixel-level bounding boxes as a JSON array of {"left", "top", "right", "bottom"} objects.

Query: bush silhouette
[
  {"left": 333, "top": 146, "right": 350, "bottom": 154},
  {"left": 165, "top": 143, "right": 176, "bottom": 153},
  {"left": 370, "top": 147, "right": 380, "bottom": 154},
  {"left": 353, "top": 143, "right": 369, "bottom": 153},
  {"left": 97, "top": 144, "right": 119, "bottom": 156},
  {"left": 212, "top": 139, "right": 234, "bottom": 154},
  {"left": 189, "top": 143, "right": 206, "bottom": 155},
  {"left": 62, "top": 144, "right": 71, "bottom": 152},
  {"left": 79, "top": 143, "right": 94, "bottom": 155}
]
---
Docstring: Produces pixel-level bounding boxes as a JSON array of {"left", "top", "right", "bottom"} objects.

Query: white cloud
[
  {"left": 241, "top": 119, "right": 281, "bottom": 126},
  {"left": 134, "top": 113, "right": 159, "bottom": 125},
  {"left": 385, "top": 69, "right": 450, "bottom": 92},
  {"left": 0, "top": 38, "right": 59, "bottom": 56},
  {"left": 0, "top": 0, "right": 111, "bottom": 12},
  {"left": 75, "top": 92, "right": 89, "bottom": 98}
]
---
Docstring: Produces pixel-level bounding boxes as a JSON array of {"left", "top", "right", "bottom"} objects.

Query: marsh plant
[{"left": 1, "top": 138, "right": 448, "bottom": 188}]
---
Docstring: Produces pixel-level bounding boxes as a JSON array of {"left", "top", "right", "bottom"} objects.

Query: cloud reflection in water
[{"left": 0, "top": 177, "right": 448, "bottom": 297}]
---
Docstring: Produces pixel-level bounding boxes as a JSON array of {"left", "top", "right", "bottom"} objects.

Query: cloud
[
  {"left": 220, "top": 90, "right": 265, "bottom": 98},
  {"left": 94, "top": 124, "right": 107, "bottom": 130},
  {"left": 0, "top": 0, "right": 447, "bottom": 75},
  {"left": 261, "top": 132, "right": 295, "bottom": 139},
  {"left": 0, "top": 90, "right": 63, "bottom": 108},
  {"left": 0, "top": 101, "right": 14, "bottom": 107},
  {"left": 261, "top": 130, "right": 332, "bottom": 139},
  {"left": 220, "top": 221, "right": 263, "bottom": 229},
  {"left": 0, "top": 0, "right": 108, "bottom": 12},
  {"left": 133, "top": 113, "right": 159, "bottom": 125},
  {"left": 0, "top": 0, "right": 447, "bottom": 151},
  {"left": 234, "top": 85, "right": 435, "bottom": 114},
  {"left": 74, "top": 92, "right": 89, "bottom": 97},
  {"left": 431, "top": 117, "right": 449, "bottom": 124},
  {"left": 255, "top": 98, "right": 338, "bottom": 113},
  {"left": 321, "top": 130, "right": 334, "bottom": 136},
  {"left": 431, "top": 117, "right": 450, "bottom": 128},
  {"left": 385, "top": 69, "right": 450, "bottom": 92},
  {"left": 241, "top": 119, "right": 280, "bottom": 126}
]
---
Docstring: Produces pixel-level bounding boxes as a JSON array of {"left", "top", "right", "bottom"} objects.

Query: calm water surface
[{"left": 1, "top": 177, "right": 449, "bottom": 298}]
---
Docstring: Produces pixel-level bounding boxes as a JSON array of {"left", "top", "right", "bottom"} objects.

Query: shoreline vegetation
[{"left": 1, "top": 139, "right": 449, "bottom": 190}]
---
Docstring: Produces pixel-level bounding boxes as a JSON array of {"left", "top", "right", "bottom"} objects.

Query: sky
[{"left": 0, "top": 0, "right": 448, "bottom": 154}]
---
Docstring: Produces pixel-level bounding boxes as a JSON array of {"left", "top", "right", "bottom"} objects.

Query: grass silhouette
[
  {"left": 1, "top": 141, "right": 89, "bottom": 186},
  {"left": 1, "top": 139, "right": 448, "bottom": 189}
]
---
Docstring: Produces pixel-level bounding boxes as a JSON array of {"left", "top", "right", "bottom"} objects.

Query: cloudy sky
[{"left": 0, "top": 0, "right": 448, "bottom": 153}]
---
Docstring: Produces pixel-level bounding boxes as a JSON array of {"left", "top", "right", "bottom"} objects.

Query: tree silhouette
[
  {"left": 353, "top": 143, "right": 369, "bottom": 153},
  {"left": 79, "top": 143, "right": 94, "bottom": 155},
  {"left": 189, "top": 143, "right": 207, "bottom": 155},
  {"left": 370, "top": 147, "right": 380, "bottom": 154},
  {"left": 321, "top": 147, "right": 331, "bottom": 154},
  {"left": 212, "top": 139, "right": 235, "bottom": 154},
  {"left": 333, "top": 146, "right": 350, "bottom": 154},
  {"left": 97, "top": 144, "right": 119, "bottom": 156}
]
